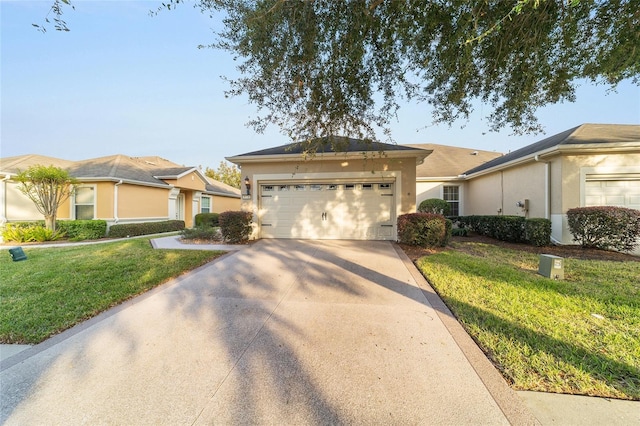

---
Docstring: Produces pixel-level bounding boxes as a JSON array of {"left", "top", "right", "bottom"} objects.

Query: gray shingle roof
[
  {"left": 0, "top": 154, "right": 231, "bottom": 190},
  {"left": 464, "top": 124, "right": 640, "bottom": 176},
  {"left": 407, "top": 144, "right": 503, "bottom": 178},
  {"left": 234, "top": 136, "right": 424, "bottom": 157},
  {"left": 204, "top": 177, "right": 241, "bottom": 198}
]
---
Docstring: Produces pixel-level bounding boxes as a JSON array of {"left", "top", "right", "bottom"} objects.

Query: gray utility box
[{"left": 538, "top": 254, "right": 564, "bottom": 280}]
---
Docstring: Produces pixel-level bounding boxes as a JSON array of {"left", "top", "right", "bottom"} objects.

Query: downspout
[
  {"left": 1, "top": 174, "right": 10, "bottom": 227},
  {"left": 534, "top": 155, "right": 561, "bottom": 244},
  {"left": 114, "top": 180, "right": 123, "bottom": 223}
]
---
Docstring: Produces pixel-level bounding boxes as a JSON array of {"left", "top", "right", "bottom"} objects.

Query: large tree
[
  {"left": 15, "top": 165, "right": 78, "bottom": 232},
  {"left": 40, "top": 1, "right": 640, "bottom": 151}
]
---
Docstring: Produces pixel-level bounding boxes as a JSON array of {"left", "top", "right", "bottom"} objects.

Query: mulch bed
[{"left": 398, "top": 234, "right": 640, "bottom": 263}]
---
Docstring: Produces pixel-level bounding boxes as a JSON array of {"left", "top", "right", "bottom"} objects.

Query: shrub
[
  {"left": 525, "top": 218, "right": 551, "bottom": 246},
  {"left": 108, "top": 220, "right": 185, "bottom": 238},
  {"left": 418, "top": 198, "right": 451, "bottom": 216},
  {"left": 195, "top": 212, "right": 220, "bottom": 227},
  {"left": 493, "top": 216, "right": 526, "bottom": 242},
  {"left": 397, "top": 213, "right": 451, "bottom": 247},
  {"left": 219, "top": 211, "right": 253, "bottom": 243},
  {"left": 567, "top": 206, "right": 640, "bottom": 252},
  {"left": 56, "top": 220, "right": 107, "bottom": 241},
  {"left": 181, "top": 226, "right": 221, "bottom": 241},
  {"left": 2, "top": 222, "right": 65, "bottom": 242}
]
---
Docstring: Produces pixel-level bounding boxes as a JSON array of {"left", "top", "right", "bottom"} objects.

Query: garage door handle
[{"left": 321, "top": 212, "right": 326, "bottom": 220}]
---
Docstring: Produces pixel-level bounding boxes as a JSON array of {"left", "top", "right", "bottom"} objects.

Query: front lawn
[
  {"left": 0, "top": 239, "right": 225, "bottom": 344},
  {"left": 416, "top": 241, "right": 640, "bottom": 400}
]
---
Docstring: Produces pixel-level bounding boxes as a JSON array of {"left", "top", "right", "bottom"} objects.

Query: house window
[
  {"left": 201, "top": 196, "right": 211, "bottom": 213},
  {"left": 75, "top": 186, "right": 95, "bottom": 220},
  {"left": 443, "top": 186, "right": 459, "bottom": 216}
]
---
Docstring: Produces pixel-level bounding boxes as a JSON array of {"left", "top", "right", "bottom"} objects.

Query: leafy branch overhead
[{"left": 38, "top": 1, "right": 639, "bottom": 150}]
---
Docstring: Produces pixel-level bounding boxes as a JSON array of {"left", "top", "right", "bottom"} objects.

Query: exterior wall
[
  {"left": 117, "top": 184, "right": 169, "bottom": 220},
  {"left": 212, "top": 195, "right": 241, "bottom": 213},
  {"left": 465, "top": 162, "right": 548, "bottom": 218},
  {"left": 416, "top": 180, "right": 467, "bottom": 215},
  {"left": 238, "top": 156, "right": 418, "bottom": 239},
  {"left": 465, "top": 173, "right": 503, "bottom": 216},
  {"left": 95, "top": 182, "right": 114, "bottom": 220},
  {"left": 416, "top": 181, "right": 444, "bottom": 205},
  {"left": 4, "top": 180, "right": 72, "bottom": 222}
]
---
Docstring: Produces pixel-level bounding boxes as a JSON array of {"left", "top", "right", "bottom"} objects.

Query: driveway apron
[{"left": 2, "top": 240, "right": 513, "bottom": 425}]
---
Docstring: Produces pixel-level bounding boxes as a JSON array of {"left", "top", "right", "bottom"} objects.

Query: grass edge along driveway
[
  {"left": 416, "top": 241, "right": 640, "bottom": 401},
  {"left": 0, "top": 238, "right": 225, "bottom": 344}
]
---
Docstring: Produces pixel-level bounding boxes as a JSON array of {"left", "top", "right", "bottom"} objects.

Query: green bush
[
  {"left": 567, "top": 206, "right": 640, "bottom": 252},
  {"left": 418, "top": 198, "right": 451, "bottom": 216},
  {"left": 524, "top": 218, "right": 551, "bottom": 246},
  {"left": 397, "top": 213, "right": 451, "bottom": 247},
  {"left": 457, "top": 215, "right": 550, "bottom": 246},
  {"left": 195, "top": 212, "right": 220, "bottom": 227},
  {"left": 56, "top": 220, "right": 107, "bottom": 241},
  {"left": 2, "top": 222, "right": 65, "bottom": 242},
  {"left": 181, "top": 226, "right": 220, "bottom": 241},
  {"left": 493, "top": 216, "right": 526, "bottom": 242},
  {"left": 108, "top": 220, "right": 185, "bottom": 238},
  {"left": 451, "top": 228, "right": 468, "bottom": 237},
  {"left": 219, "top": 211, "right": 252, "bottom": 243}
]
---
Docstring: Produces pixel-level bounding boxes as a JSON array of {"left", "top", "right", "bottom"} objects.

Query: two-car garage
[
  {"left": 227, "top": 138, "right": 430, "bottom": 241},
  {"left": 259, "top": 181, "right": 396, "bottom": 240}
]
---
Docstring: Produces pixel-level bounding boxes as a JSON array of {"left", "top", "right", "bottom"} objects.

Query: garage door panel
[
  {"left": 259, "top": 182, "right": 395, "bottom": 240},
  {"left": 585, "top": 178, "right": 640, "bottom": 210}
]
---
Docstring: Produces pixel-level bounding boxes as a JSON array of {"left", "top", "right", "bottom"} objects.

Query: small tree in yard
[{"left": 15, "top": 165, "right": 78, "bottom": 232}]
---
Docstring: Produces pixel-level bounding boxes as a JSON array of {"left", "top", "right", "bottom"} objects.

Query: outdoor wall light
[{"left": 244, "top": 176, "right": 251, "bottom": 196}]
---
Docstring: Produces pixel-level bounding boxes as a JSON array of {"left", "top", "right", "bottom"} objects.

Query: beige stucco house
[
  {"left": 0, "top": 154, "right": 241, "bottom": 230},
  {"left": 227, "top": 138, "right": 430, "bottom": 240},
  {"left": 408, "top": 144, "right": 503, "bottom": 215},
  {"left": 460, "top": 124, "right": 640, "bottom": 248},
  {"left": 410, "top": 124, "right": 640, "bottom": 253}
]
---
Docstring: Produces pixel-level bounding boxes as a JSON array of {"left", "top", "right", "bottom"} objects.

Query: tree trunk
[{"left": 45, "top": 215, "right": 56, "bottom": 232}]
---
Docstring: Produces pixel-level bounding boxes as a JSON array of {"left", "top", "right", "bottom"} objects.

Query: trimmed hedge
[
  {"left": 455, "top": 215, "right": 551, "bottom": 246},
  {"left": 219, "top": 211, "right": 253, "bottom": 243},
  {"left": 108, "top": 220, "right": 185, "bottom": 238},
  {"left": 181, "top": 226, "right": 220, "bottom": 241},
  {"left": 525, "top": 218, "right": 552, "bottom": 247},
  {"left": 57, "top": 220, "right": 107, "bottom": 241},
  {"left": 417, "top": 198, "right": 451, "bottom": 216},
  {"left": 397, "top": 213, "right": 452, "bottom": 247},
  {"left": 567, "top": 206, "right": 640, "bottom": 252},
  {"left": 195, "top": 212, "right": 220, "bottom": 227}
]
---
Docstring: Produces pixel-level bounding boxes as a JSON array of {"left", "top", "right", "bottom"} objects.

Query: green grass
[
  {"left": 0, "top": 239, "right": 225, "bottom": 344},
  {"left": 417, "top": 242, "right": 640, "bottom": 400}
]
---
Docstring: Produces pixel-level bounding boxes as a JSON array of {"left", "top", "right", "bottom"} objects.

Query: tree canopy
[
  {"left": 40, "top": 1, "right": 640, "bottom": 150},
  {"left": 205, "top": 160, "right": 242, "bottom": 188},
  {"left": 15, "top": 165, "right": 78, "bottom": 231}
]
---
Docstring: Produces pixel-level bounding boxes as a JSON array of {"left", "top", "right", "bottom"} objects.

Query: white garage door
[
  {"left": 585, "top": 179, "right": 640, "bottom": 210},
  {"left": 259, "top": 182, "right": 395, "bottom": 240}
]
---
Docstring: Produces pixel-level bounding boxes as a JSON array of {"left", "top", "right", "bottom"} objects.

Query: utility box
[
  {"left": 9, "top": 247, "right": 27, "bottom": 262},
  {"left": 539, "top": 254, "right": 563, "bottom": 280}
]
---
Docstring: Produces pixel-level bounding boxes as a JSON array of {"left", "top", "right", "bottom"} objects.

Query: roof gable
[{"left": 464, "top": 124, "right": 640, "bottom": 176}]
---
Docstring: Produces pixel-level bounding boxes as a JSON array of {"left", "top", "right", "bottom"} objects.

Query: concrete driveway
[{"left": 0, "top": 239, "right": 535, "bottom": 424}]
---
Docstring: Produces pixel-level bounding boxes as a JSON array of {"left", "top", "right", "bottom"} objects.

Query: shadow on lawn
[{"left": 445, "top": 298, "right": 640, "bottom": 400}]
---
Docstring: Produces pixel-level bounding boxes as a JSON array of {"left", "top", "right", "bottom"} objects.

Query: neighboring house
[
  {"left": 227, "top": 137, "right": 431, "bottom": 240},
  {"left": 408, "top": 144, "right": 503, "bottom": 215},
  {"left": 459, "top": 123, "right": 640, "bottom": 251},
  {"left": 0, "top": 154, "right": 241, "bottom": 230}
]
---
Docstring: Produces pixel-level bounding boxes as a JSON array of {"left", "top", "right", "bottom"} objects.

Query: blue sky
[{"left": 2, "top": 1, "right": 639, "bottom": 170}]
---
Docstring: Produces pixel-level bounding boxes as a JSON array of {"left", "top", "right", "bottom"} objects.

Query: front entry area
[{"left": 259, "top": 182, "right": 396, "bottom": 240}]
